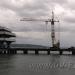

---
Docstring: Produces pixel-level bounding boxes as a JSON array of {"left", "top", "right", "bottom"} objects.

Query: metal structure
[{"left": 20, "top": 11, "right": 60, "bottom": 48}]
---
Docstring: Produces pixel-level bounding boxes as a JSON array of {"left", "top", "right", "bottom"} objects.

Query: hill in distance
[{"left": 11, "top": 44, "right": 49, "bottom": 49}]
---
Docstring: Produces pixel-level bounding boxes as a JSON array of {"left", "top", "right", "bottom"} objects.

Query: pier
[{"left": 0, "top": 47, "right": 75, "bottom": 55}]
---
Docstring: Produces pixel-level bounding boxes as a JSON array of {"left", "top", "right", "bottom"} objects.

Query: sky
[{"left": 0, "top": 0, "right": 75, "bottom": 47}]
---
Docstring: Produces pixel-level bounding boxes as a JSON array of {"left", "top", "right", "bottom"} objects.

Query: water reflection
[{"left": 0, "top": 55, "right": 75, "bottom": 75}]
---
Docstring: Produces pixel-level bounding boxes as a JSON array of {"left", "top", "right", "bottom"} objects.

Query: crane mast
[
  {"left": 50, "top": 11, "right": 60, "bottom": 48},
  {"left": 51, "top": 11, "right": 55, "bottom": 48}
]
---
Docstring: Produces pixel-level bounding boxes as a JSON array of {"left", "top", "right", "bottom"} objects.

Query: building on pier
[{"left": 0, "top": 26, "right": 16, "bottom": 49}]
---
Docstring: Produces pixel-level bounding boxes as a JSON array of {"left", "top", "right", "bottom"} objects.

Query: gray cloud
[{"left": 0, "top": 0, "right": 75, "bottom": 47}]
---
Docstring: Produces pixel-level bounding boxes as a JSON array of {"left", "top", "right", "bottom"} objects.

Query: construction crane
[{"left": 20, "top": 11, "right": 60, "bottom": 48}]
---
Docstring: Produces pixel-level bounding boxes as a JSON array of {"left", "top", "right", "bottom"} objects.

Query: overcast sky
[{"left": 0, "top": 0, "right": 75, "bottom": 47}]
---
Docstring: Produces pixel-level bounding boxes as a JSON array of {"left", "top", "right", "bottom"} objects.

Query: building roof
[
  {"left": 0, "top": 26, "right": 11, "bottom": 32},
  {"left": 0, "top": 26, "right": 16, "bottom": 37},
  {"left": 0, "top": 26, "right": 16, "bottom": 42}
]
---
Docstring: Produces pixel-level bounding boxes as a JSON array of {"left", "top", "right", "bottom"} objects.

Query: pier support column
[
  {"left": 7, "top": 50, "right": 14, "bottom": 54},
  {"left": 59, "top": 51, "right": 63, "bottom": 55},
  {"left": 9, "top": 50, "right": 13, "bottom": 54},
  {"left": 11, "top": 50, "right": 14, "bottom": 54},
  {"left": 23, "top": 50, "right": 28, "bottom": 54},
  {"left": 7, "top": 42, "right": 11, "bottom": 54},
  {"left": 14, "top": 50, "right": 17, "bottom": 54},
  {"left": 3, "top": 51, "right": 6, "bottom": 54},
  {"left": 72, "top": 51, "right": 75, "bottom": 55},
  {"left": 0, "top": 51, "right": 2, "bottom": 54},
  {"left": 7, "top": 50, "right": 10, "bottom": 54},
  {"left": 47, "top": 50, "right": 50, "bottom": 55},
  {"left": 12, "top": 50, "right": 17, "bottom": 54},
  {"left": 35, "top": 50, "right": 39, "bottom": 55}
]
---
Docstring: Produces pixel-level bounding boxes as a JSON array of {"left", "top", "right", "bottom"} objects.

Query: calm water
[{"left": 0, "top": 54, "right": 75, "bottom": 75}]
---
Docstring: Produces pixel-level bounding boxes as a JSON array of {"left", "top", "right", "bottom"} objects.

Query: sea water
[{"left": 0, "top": 54, "right": 75, "bottom": 75}]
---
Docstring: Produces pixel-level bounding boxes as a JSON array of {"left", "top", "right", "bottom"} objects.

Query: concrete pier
[
  {"left": 0, "top": 47, "right": 75, "bottom": 55},
  {"left": 72, "top": 51, "right": 75, "bottom": 55},
  {"left": 3, "top": 51, "right": 6, "bottom": 54},
  {"left": 23, "top": 50, "right": 28, "bottom": 54},
  {"left": 59, "top": 51, "right": 63, "bottom": 55},
  {"left": 47, "top": 50, "right": 50, "bottom": 55},
  {"left": 35, "top": 50, "right": 39, "bottom": 55},
  {"left": 0, "top": 51, "right": 2, "bottom": 54},
  {"left": 14, "top": 50, "right": 17, "bottom": 54}
]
